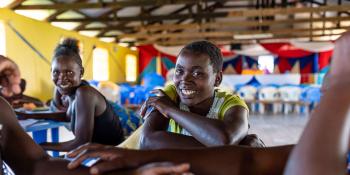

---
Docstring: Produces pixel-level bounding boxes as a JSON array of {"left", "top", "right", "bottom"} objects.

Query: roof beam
[
  {"left": 138, "top": 33, "right": 342, "bottom": 46},
  {"left": 95, "top": 5, "right": 163, "bottom": 37},
  {"left": 45, "top": 0, "right": 89, "bottom": 21},
  {"left": 113, "top": 26, "right": 349, "bottom": 40},
  {"left": 227, "top": 4, "right": 350, "bottom": 17},
  {"left": 50, "top": 5, "right": 350, "bottom": 23},
  {"left": 143, "top": 16, "right": 350, "bottom": 31},
  {"left": 8, "top": 0, "right": 25, "bottom": 9},
  {"left": 90, "top": 15, "right": 350, "bottom": 32},
  {"left": 74, "top": 7, "right": 122, "bottom": 31},
  {"left": 15, "top": 0, "right": 231, "bottom": 10},
  {"left": 51, "top": 11, "right": 228, "bottom": 22}
]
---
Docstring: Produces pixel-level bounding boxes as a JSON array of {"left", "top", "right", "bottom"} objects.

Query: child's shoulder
[{"left": 216, "top": 89, "right": 241, "bottom": 100}]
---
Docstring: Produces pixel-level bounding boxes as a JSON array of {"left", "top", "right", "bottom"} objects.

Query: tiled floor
[{"left": 248, "top": 113, "right": 309, "bottom": 146}]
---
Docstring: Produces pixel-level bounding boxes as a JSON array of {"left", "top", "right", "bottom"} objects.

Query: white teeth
[
  {"left": 182, "top": 89, "right": 196, "bottom": 95},
  {"left": 60, "top": 84, "right": 69, "bottom": 88}
]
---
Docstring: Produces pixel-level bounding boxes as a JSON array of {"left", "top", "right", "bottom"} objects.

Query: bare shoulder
[
  {"left": 75, "top": 85, "right": 100, "bottom": 101},
  {"left": 223, "top": 105, "right": 248, "bottom": 122}
]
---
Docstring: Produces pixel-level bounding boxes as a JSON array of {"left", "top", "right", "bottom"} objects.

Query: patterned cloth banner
[
  {"left": 137, "top": 45, "right": 177, "bottom": 81},
  {"left": 261, "top": 42, "right": 312, "bottom": 58}
]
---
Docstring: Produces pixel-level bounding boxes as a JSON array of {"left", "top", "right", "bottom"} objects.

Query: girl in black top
[{"left": 18, "top": 38, "right": 124, "bottom": 151}]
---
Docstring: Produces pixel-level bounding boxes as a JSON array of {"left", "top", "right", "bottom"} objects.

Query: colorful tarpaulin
[
  {"left": 137, "top": 45, "right": 177, "bottom": 81},
  {"left": 223, "top": 55, "right": 258, "bottom": 74}
]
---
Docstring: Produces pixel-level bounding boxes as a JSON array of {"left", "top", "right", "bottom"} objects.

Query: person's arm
[
  {"left": 41, "top": 88, "right": 97, "bottom": 152},
  {"left": 140, "top": 110, "right": 204, "bottom": 149},
  {"left": 0, "top": 93, "right": 211, "bottom": 175},
  {"left": 284, "top": 32, "right": 350, "bottom": 175},
  {"left": 285, "top": 86, "right": 350, "bottom": 175},
  {"left": 68, "top": 143, "right": 292, "bottom": 175},
  {"left": 165, "top": 105, "right": 248, "bottom": 146},
  {"left": 140, "top": 89, "right": 249, "bottom": 148},
  {"left": 50, "top": 87, "right": 68, "bottom": 112},
  {"left": 20, "top": 95, "right": 45, "bottom": 107},
  {"left": 15, "top": 110, "right": 68, "bottom": 122},
  {"left": 0, "top": 96, "right": 92, "bottom": 175}
]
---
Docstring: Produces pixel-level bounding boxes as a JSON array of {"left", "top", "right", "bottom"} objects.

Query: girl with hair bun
[{"left": 19, "top": 38, "right": 124, "bottom": 152}]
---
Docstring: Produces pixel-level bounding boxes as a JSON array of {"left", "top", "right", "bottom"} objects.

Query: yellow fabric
[{"left": 117, "top": 125, "right": 142, "bottom": 149}]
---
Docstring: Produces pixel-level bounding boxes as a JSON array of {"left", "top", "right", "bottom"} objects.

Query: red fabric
[
  {"left": 137, "top": 45, "right": 177, "bottom": 77},
  {"left": 318, "top": 50, "right": 333, "bottom": 70},
  {"left": 300, "top": 74, "right": 309, "bottom": 84},
  {"left": 300, "top": 62, "right": 312, "bottom": 74},
  {"left": 161, "top": 62, "right": 168, "bottom": 77},
  {"left": 222, "top": 50, "right": 235, "bottom": 58},
  {"left": 277, "top": 57, "right": 293, "bottom": 73},
  {"left": 236, "top": 57, "right": 243, "bottom": 74},
  {"left": 261, "top": 43, "right": 312, "bottom": 58}
]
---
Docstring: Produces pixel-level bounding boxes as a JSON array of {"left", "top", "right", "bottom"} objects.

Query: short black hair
[
  {"left": 179, "top": 40, "right": 223, "bottom": 73},
  {"left": 53, "top": 38, "right": 83, "bottom": 69}
]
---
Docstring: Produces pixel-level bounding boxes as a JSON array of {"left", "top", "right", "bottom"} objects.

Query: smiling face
[
  {"left": 174, "top": 51, "right": 222, "bottom": 107},
  {"left": 51, "top": 56, "right": 83, "bottom": 95}
]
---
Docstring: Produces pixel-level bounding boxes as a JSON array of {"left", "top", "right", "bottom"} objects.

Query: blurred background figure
[{"left": 0, "top": 55, "right": 43, "bottom": 109}]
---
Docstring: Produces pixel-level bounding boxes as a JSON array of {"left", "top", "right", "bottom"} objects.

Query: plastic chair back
[
  {"left": 237, "top": 85, "right": 257, "bottom": 101},
  {"left": 258, "top": 86, "right": 280, "bottom": 101},
  {"left": 279, "top": 86, "right": 302, "bottom": 102}
]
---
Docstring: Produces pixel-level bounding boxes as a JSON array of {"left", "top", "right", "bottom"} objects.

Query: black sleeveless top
[{"left": 70, "top": 81, "right": 124, "bottom": 145}]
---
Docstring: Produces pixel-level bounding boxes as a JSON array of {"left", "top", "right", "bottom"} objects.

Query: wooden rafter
[
  {"left": 84, "top": 15, "right": 350, "bottom": 33},
  {"left": 50, "top": 11, "right": 228, "bottom": 22},
  {"left": 96, "top": 5, "right": 163, "bottom": 37},
  {"left": 74, "top": 7, "right": 122, "bottom": 31},
  {"left": 15, "top": 0, "right": 232, "bottom": 10},
  {"left": 49, "top": 5, "right": 350, "bottom": 23},
  {"left": 8, "top": 0, "right": 26, "bottom": 9},
  {"left": 114, "top": 26, "right": 349, "bottom": 40},
  {"left": 45, "top": 0, "right": 89, "bottom": 21},
  {"left": 140, "top": 33, "right": 342, "bottom": 46},
  {"left": 227, "top": 4, "right": 350, "bottom": 17}
]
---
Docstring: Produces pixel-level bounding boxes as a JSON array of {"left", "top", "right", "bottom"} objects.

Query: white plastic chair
[
  {"left": 278, "top": 86, "right": 302, "bottom": 114},
  {"left": 237, "top": 85, "right": 258, "bottom": 113},
  {"left": 97, "top": 81, "right": 121, "bottom": 104},
  {"left": 258, "top": 86, "right": 281, "bottom": 114}
]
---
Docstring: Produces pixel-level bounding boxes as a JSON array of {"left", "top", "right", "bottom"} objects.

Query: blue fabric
[
  {"left": 138, "top": 57, "right": 158, "bottom": 83},
  {"left": 287, "top": 58, "right": 299, "bottom": 68},
  {"left": 119, "top": 84, "right": 133, "bottom": 104},
  {"left": 162, "top": 57, "right": 176, "bottom": 70},
  {"left": 348, "top": 152, "right": 350, "bottom": 174},
  {"left": 142, "top": 73, "right": 165, "bottom": 89},
  {"left": 299, "top": 54, "right": 318, "bottom": 73},
  {"left": 109, "top": 101, "right": 143, "bottom": 136},
  {"left": 88, "top": 80, "right": 99, "bottom": 87},
  {"left": 320, "top": 65, "right": 330, "bottom": 73},
  {"left": 245, "top": 76, "right": 261, "bottom": 87},
  {"left": 223, "top": 56, "right": 241, "bottom": 69},
  {"left": 300, "top": 86, "right": 321, "bottom": 111},
  {"left": 129, "top": 85, "right": 149, "bottom": 104},
  {"left": 243, "top": 56, "right": 258, "bottom": 69}
]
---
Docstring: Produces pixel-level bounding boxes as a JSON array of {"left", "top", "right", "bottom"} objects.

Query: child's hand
[
  {"left": 140, "top": 89, "right": 176, "bottom": 118},
  {"left": 67, "top": 143, "right": 151, "bottom": 175}
]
